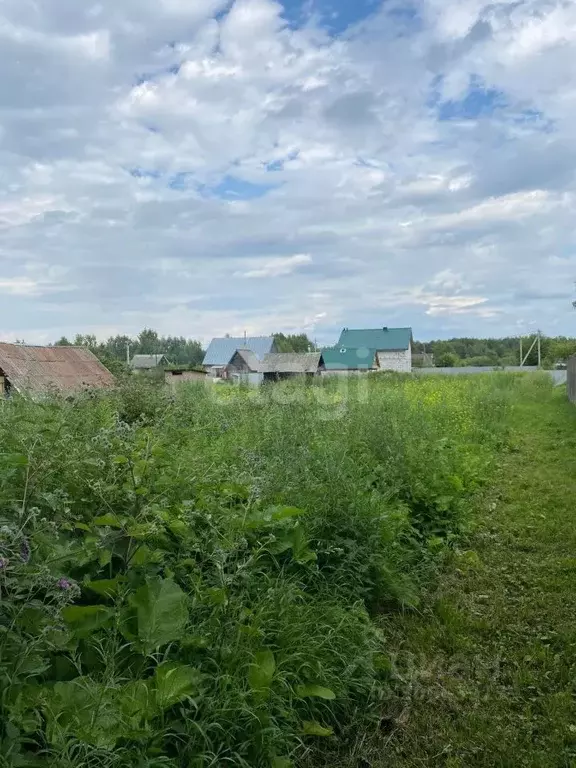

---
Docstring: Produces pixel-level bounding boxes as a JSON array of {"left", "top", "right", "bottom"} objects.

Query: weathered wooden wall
[
  {"left": 568, "top": 357, "right": 576, "bottom": 403},
  {"left": 164, "top": 370, "right": 207, "bottom": 391}
]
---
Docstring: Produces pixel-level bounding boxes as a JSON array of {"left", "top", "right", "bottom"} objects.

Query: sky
[{"left": 1, "top": 0, "right": 576, "bottom": 345}]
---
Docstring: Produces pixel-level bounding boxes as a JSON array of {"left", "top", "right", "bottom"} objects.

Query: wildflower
[
  {"left": 20, "top": 538, "right": 30, "bottom": 563},
  {"left": 57, "top": 577, "right": 72, "bottom": 591},
  {"left": 0, "top": 557, "right": 8, "bottom": 570}
]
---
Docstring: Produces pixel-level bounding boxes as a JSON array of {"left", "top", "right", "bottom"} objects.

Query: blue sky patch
[
  {"left": 266, "top": 159, "right": 285, "bottom": 172},
  {"left": 436, "top": 78, "right": 507, "bottom": 121},
  {"left": 129, "top": 168, "right": 161, "bottom": 179},
  {"left": 135, "top": 63, "right": 182, "bottom": 86},
  {"left": 210, "top": 175, "right": 279, "bottom": 200},
  {"left": 511, "top": 108, "right": 555, "bottom": 132},
  {"left": 167, "top": 173, "right": 280, "bottom": 199},
  {"left": 280, "top": 0, "right": 381, "bottom": 34},
  {"left": 265, "top": 150, "right": 300, "bottom": 172},
  {"left": 135, "top": 73, "right": 154, "bottom": 86},
  {"left": 169, "top": 172, "right": 196, "bottom": 191}
]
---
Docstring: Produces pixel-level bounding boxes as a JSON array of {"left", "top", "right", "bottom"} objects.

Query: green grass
[{"left": 335, "top": 382, "right": 576, "bottom": 767}]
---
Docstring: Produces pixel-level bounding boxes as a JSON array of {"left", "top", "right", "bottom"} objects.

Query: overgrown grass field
[{"left": 0, "top": 374, "right": 522, "bottom": 767}]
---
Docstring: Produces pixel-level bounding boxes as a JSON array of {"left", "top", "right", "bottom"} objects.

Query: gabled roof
[
  {"left": 130, "top": 354, "right": 169, "bottom": 369},
  {"left": 232, "top": 349, "right": 263, "bottom": 372},
  {"left": 203, "top": 336, "right": 275, "bottom": 366},
  {"left": 321, "top": 347, "right": 377, "bottom": 370},
  {"left": 262, "top": 352, "right": 322, "bottom": 374},
  {"left": 337, "top": 327, "right": 412, "bottom": 351},
  {"left": 0, "top": 343, "right": 115, "bottom": 395}
]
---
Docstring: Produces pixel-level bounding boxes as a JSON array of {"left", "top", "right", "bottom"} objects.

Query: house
[
  {"left": 320, "top": 346, "right": 378, "bottom": 375},
  {"left": 130, "top": 354, "right": 169, "bottom": 373},
  {"left": 261, "top": 352, "right": 323, "bottom": 381},
  {"left": 217, "top": 349, "right": 324, "bottom": 384},
  {"left": 224, "top": 349, "right": 264, "bottom": 385},
  {"left": 165, "top": 368, "right": 208, "bottom": 391},
  {"left": 202, "top": 336, "right": 277, "bottom": 377},
  {"left": 337, "top": 327, "right": 413, "bottom": 373},
  {"left": 0, "top": 343, "right": 115, "bottom": 397}
]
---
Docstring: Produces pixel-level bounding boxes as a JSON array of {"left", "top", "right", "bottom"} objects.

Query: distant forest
[
  {"left": 53, "top": 329, "right": 576, "bottom": 371},
  {"left": 413, "top": 336, "right": 576, "bottom": 368}
]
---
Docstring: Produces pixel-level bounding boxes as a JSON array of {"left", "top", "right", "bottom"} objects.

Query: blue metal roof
[
  {"left": 203, "top": 336, "right": 276, "bottom": 366},
  {"left": 337, "top": 327, "right": 412, "bottom": 351}
]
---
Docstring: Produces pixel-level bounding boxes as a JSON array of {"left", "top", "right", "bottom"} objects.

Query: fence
[
  {"left": 414, "top": 366, "right": 567, "bottom": 387},
  {"left": 568, "top": 357, "right": 576, "bottom": 403},
  {"left": 414, "top": 366, "right": 539, "bottom": 376}
]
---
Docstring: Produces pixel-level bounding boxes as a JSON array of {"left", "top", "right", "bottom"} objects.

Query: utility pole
[
  {"left": 520, "top": 334, "right": 539, "bottom": 367},
  {"left": 537, "top": 330, "right": 542, "bottom": 369},
  {"left": 520, "top": 337, "right": 523, "bottom": 367},
  {"left": 126, "top": 342, "right": 130, "bottom": 366}
]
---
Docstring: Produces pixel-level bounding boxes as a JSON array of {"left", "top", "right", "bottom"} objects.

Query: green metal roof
[
  {"left": 320, "top": 347, "right": 377, "bottom": 370},
  {"left": 337, "top": 327, "right": 412, "bottom": 351}
]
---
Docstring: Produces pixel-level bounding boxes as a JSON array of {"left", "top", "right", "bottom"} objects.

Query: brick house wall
[{"left": 377, "top": 342, "right": 412, "bottom": 372}]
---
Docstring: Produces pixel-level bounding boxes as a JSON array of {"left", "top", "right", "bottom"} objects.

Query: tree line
[
  {"left": 53, "top": 330, "right": 316, "bottom": 373},
  {"left": 52, "top": 330, "right": 576, "bottom": 371},
  {"left": 413, "top": 336, "right": 576, "bottom": 368}
]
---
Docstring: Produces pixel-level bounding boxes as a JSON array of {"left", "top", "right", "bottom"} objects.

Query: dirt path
[{"left": 377, "top": 387, "right": 576, "bottom": 767}]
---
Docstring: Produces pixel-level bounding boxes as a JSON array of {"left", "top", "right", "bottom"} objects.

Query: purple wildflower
[
  {"left": 57, "top": 578, "right": 72, "bottom": 591},
  {"left": 20, "top": 539, "right": 30, "bottom": 563}
]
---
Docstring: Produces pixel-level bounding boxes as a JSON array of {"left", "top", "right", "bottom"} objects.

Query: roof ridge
[
  {"left": 340, "top": 326, "right": 412, "bottom": 331},
  {"left": 213, "top": 334, "right": 273, "bottom": 339}
]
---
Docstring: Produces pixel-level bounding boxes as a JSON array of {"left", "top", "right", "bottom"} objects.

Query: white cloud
[
  {"left": 0, "top": 0, "right": 575, "bottom": 344},
  {"left": 429, "top": 190, "right": 558, "bottom": 229},
  {"left": 0, "top": 265, "right": 73, "bottom": 296},
  {"left": 0, "top": 277, "right": 40, "bottom": 296},
  {"left": 0, "top": 196, "right": 69, "bottom": 228},
  {"left": 237, "top": 253, "right": 313, "bottom": 278},
  {"left": 424, "top": 295, "right": 493, "bottom": 317}
]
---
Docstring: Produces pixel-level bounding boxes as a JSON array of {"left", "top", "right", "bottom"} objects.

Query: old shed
[
  {"left": 165, "top": 368, "right": 208, "bottom": 391},
  {"left": 224, "top": 349, "right": 263, "bottom": 384},
  {"left": 261, "top": 352, "right": 323, "bottom": 381},
  {"left": 130, "top": 354, "right": 169, "bottom": 373},
  {"left": 0, "top": 343, "right": 115, "bottom": 397}
]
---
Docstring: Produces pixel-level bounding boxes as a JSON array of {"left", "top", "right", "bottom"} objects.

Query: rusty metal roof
[{"left": 0, "top": 343, "right": 115, "bottom": 395}]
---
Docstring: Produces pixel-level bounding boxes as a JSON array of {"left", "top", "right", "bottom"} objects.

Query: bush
[
  {"left": 435, "top": 353, "right": 460, "bottom": 368},
  {"left": 0, "top": 375, "right": 516, "bottom": 766}
]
